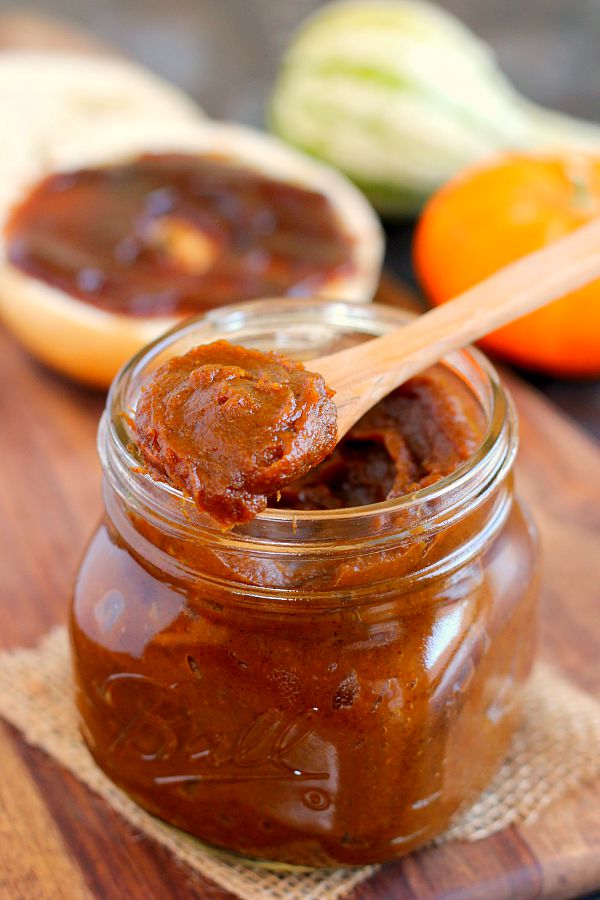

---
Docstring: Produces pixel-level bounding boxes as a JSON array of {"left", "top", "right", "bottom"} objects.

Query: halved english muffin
[{"left": 0, "top": 121, "right": 384, "bottom": 387}]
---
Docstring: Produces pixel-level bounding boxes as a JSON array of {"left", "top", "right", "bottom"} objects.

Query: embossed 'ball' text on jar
[{"left": 70, "top": 299, "right": 540, "bottom": 867}]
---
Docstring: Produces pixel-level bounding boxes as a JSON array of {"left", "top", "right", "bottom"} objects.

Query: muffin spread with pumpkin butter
[{"left": 0, "top": 123, "right": 382, "bottom": 387}]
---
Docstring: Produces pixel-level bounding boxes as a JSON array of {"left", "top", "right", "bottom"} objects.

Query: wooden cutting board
[{"left": 1, "top": 15, "right": 600, "bottom": 899}]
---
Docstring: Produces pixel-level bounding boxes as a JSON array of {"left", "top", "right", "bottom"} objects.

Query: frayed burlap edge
[{"left": 0, "top": 627, "right": 599, "bottom": 900}]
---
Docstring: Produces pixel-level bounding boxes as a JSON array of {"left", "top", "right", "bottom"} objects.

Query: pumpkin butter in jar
[{"left": 70, "top": 299, "right": 539, "bottom": 867}]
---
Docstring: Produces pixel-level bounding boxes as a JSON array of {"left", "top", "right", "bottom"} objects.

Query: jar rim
[{"left": 102, "top": 298, "right": 516, "bottom": 546}]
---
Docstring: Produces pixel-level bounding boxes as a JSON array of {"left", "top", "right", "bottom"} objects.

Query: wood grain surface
[{"left": 1, "top": 15, "right": 600, "bottom": 899}]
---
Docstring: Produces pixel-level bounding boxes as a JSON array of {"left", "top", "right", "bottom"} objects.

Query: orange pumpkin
[{"left": 413, "top": 153, "right": 600, "bottom": 377}]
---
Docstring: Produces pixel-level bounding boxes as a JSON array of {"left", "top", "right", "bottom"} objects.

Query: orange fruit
[{"left": 414, "top": 153, "right": 600, "bottom": 376}]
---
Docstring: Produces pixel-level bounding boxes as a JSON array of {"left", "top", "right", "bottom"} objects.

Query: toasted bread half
[{"left": 0, "top": 120, "right": 383, "bottom": 387}]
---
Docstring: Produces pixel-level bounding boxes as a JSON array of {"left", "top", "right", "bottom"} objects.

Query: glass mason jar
[{"left": 70, "top": 299, "right": 539, "bottom": 867}]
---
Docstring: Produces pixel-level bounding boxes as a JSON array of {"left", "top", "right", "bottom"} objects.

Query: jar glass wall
[{"left": 70, "top": 299, "right": 539, "bottom": 867}]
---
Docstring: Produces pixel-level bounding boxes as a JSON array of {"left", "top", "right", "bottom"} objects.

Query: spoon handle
[{"left": 313, "top": 217, "right": 600, "bottom": 436}]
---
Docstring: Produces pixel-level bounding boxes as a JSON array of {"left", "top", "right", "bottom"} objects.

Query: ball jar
[{"left": 70, "top": 299, "right": 539, "bottom": 866}]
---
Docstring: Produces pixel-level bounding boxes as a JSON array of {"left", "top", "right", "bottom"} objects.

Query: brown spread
[
  {"left": 135, "top": 340, "right": 337, "bottom": 526},
  {"left": 135, "top": 342, "right": 483, "bottom": 525},
  {"left": 272, "top": 366, "right": 483, "bottom": 510},
  {"left": 71, "top": 352, "right": 538, "bottom": 866},
  {"left": 5, "top": 153, "right": 355, "bottom": 316}
]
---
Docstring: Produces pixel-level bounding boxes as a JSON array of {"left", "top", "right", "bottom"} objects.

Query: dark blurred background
[{"left": 2, "top": 0, "right": 600, "bottom": 435}]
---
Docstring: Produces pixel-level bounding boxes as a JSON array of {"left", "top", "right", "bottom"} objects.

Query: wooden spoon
[{"left": 311, "top": 218, "right": 600, "bottom": 439}]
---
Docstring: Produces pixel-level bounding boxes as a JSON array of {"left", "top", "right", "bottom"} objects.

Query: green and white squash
[{"left": 270, "top": 0, "right": 600, "bottom": 215}]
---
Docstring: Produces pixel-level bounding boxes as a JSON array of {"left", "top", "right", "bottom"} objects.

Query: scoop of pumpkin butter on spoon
[
  {"left": 135, "top": 340, "right": 337, "bottom": 527},
  {"left": 135, "top": 217, "right": 600, "bottom": 528}
]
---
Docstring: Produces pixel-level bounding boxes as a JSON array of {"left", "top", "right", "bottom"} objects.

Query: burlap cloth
[{"left": 1, "top": 628, "right": 600, "bottom": 900}]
